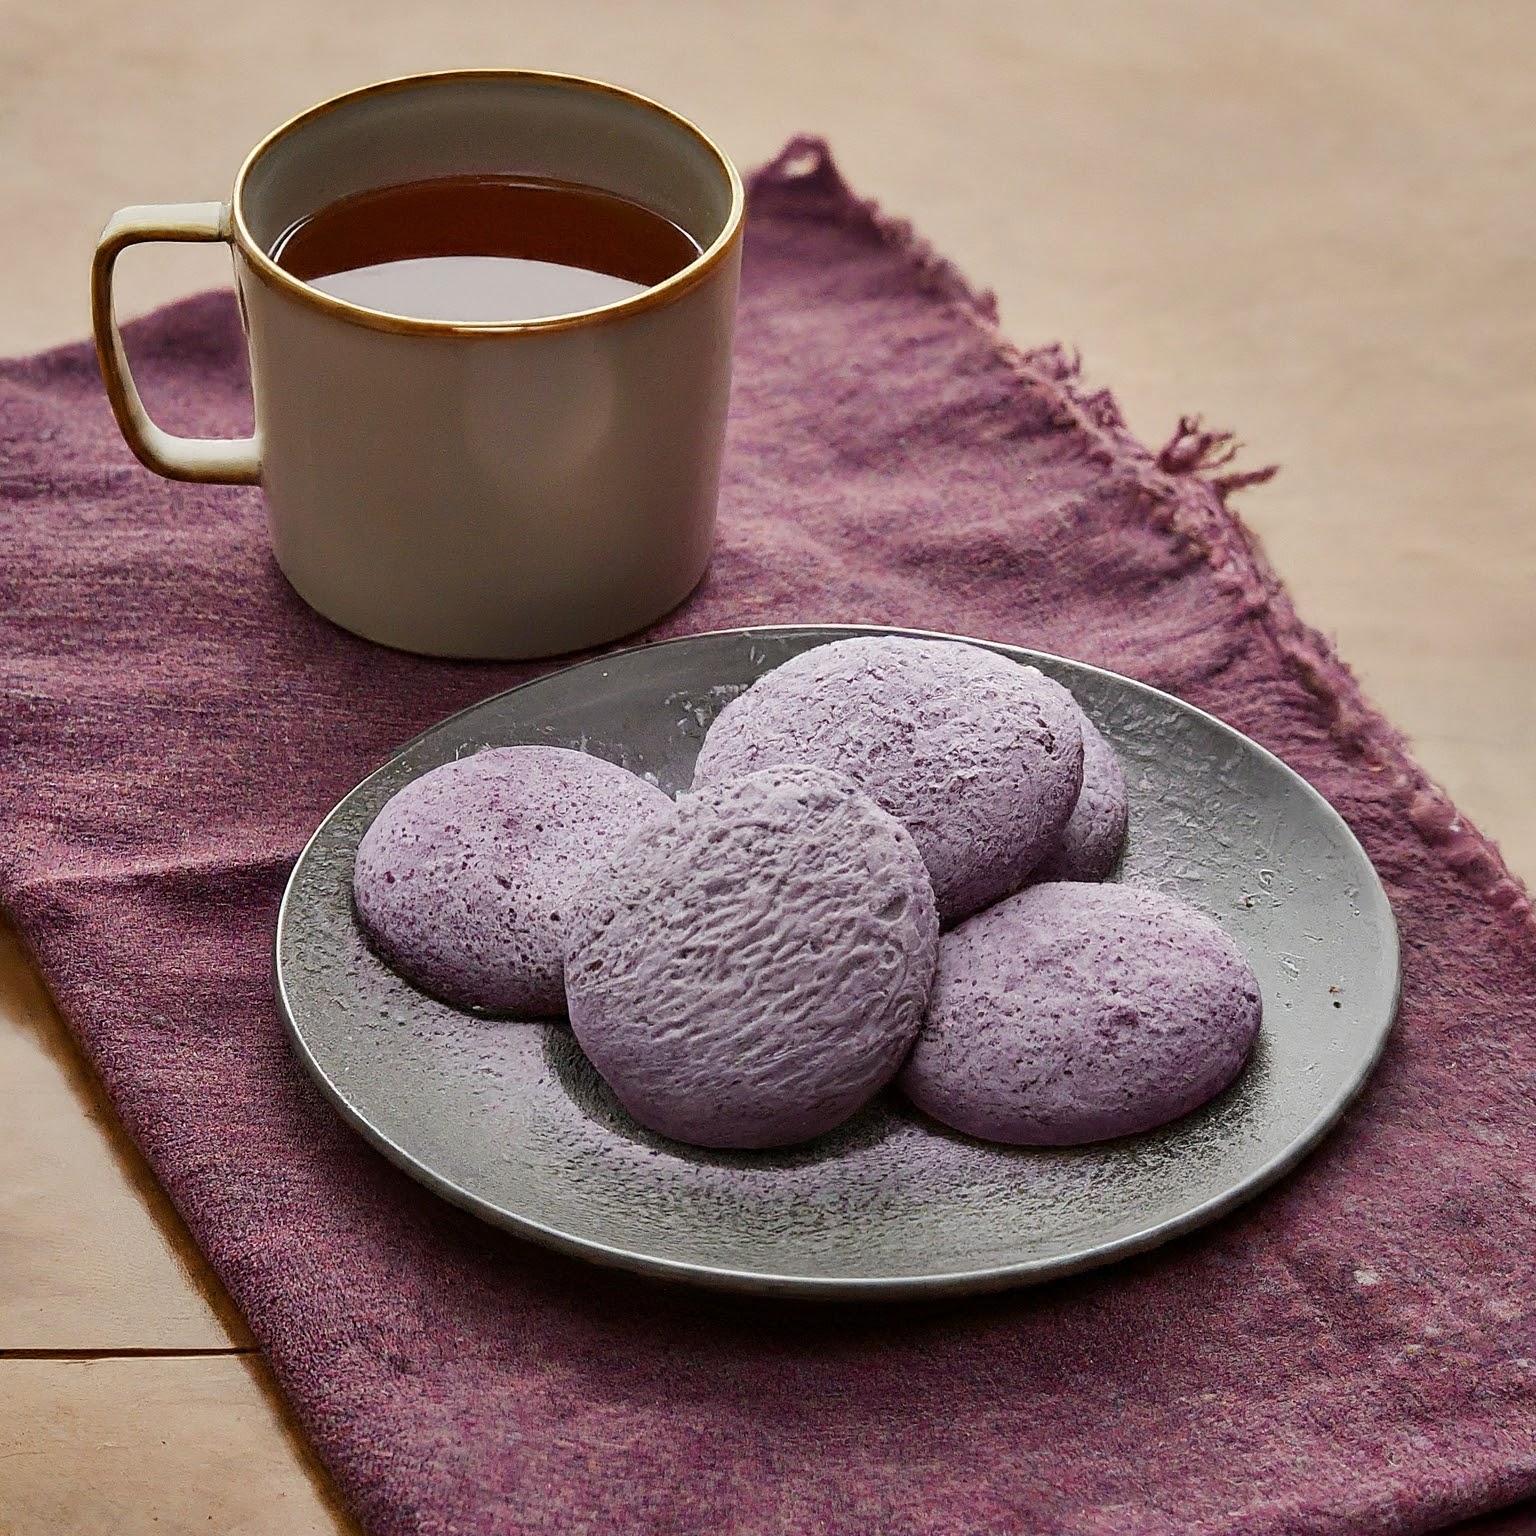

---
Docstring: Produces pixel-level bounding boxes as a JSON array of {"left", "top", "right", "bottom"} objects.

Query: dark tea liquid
[{"left": 269, "top": 175, "right": 702, "bottom": 323}]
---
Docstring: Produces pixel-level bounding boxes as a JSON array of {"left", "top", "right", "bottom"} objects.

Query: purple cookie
[
  {"left": 353, "top": 746, "right": 670, "bottom": 1015},
  {"left": 565, "top": 765, "right": 939, "bottom": 1149},
  {"left": 691, "top": 636, "right": 1084, "bottom": 926},
  {"left": 1034, "top": 714, "right": 1129, "bottom": 882},
  {"left": 900, "top": 882, "right": 1261, "bottom": 1146}
]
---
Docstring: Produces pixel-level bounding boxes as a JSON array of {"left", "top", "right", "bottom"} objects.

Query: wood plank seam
[{"left": 0, "top": 1347, "right": 257, "bottom": 1360}]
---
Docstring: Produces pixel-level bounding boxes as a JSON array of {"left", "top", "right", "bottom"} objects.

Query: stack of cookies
[{"left": 353, "top": 636, "right": 1261, "bottom": 1152}]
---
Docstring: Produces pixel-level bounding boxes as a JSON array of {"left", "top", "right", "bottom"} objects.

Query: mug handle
[{"left": 91, "top": 202, "right": 261, "bottom": 485}]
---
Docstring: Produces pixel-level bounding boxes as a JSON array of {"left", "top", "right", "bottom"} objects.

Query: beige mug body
[{"left": 92, "top": 71, "right": 744, "bottom": 659}]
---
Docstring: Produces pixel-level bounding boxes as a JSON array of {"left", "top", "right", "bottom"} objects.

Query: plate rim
[{"left": 274, "top": 622, "right": 1402, "bottom": 1300}]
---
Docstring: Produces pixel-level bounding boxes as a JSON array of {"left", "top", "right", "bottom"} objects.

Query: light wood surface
[
  {"left": 2, "top": 2, "right": 1532, "bottom": 1530},
  {"left": 0, "top": 925, "right": 247, "bottom": 1352},
  {"left": 0, "top": 1355, "right": 357, "bottom": 1536}
]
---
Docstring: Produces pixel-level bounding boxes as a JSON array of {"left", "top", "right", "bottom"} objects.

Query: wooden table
[{"left": 3, "top": 3, "right": 1532, "bottom": 1528}]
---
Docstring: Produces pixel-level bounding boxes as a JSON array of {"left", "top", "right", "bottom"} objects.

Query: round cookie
[
  {"left": 353, "top": 746, "right": 670, "bottom": 1015},
  {"left": 1034, "top": 713, "right": 1129, "bottom": 882},
  {"left": 900, "top": 882, "right": 1261, "bottom": 1146},
  {"left": 691, "top": 636, "right": 1084, "bottom": 926},
  {"left": 565, "top": 764, "right": 939, "bottom": 1149}
]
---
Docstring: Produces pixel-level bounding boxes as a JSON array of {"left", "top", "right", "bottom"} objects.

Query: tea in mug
[{"left": 269, "top": 175, "right": 702, "bottom": 323}]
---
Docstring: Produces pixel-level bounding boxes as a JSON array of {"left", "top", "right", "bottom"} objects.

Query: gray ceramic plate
[{"left": 275, "top": 625, "right": 1399, "bottom": 1300}]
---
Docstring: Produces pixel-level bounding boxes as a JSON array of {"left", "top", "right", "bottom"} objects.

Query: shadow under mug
[{"left": 92, "top": 70, "right": 745, "bottom": 660}]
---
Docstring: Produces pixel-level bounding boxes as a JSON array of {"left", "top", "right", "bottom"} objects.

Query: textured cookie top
[
  {"left": 353, "top": 746, "right": 671, "bottom": 1015},
  {"left": 691, "top": 636, "right": 1085, "bottom": 925},
  {"left": 1034, "top": 713, "right": 1129, "bottom": 883},
  {"left": 900, "top": 882, "right": 1261, "bottom": 1146},
  {"left": 565, "top": 764, "right": 940, "bottom": 1149}
]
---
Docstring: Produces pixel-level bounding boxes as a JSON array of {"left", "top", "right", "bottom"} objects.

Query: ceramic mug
[{"left": 91, "top": 71, "right": 744, "bottom": 659}]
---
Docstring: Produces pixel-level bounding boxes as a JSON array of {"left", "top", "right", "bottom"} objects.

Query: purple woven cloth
[{"left": 3, "top": 141, "right": 1534, "bottom": 1536}]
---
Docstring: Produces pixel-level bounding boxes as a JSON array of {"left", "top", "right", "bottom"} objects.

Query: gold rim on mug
[{"left": 229, "top": 68, "right": 747, "bottom": 338}]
